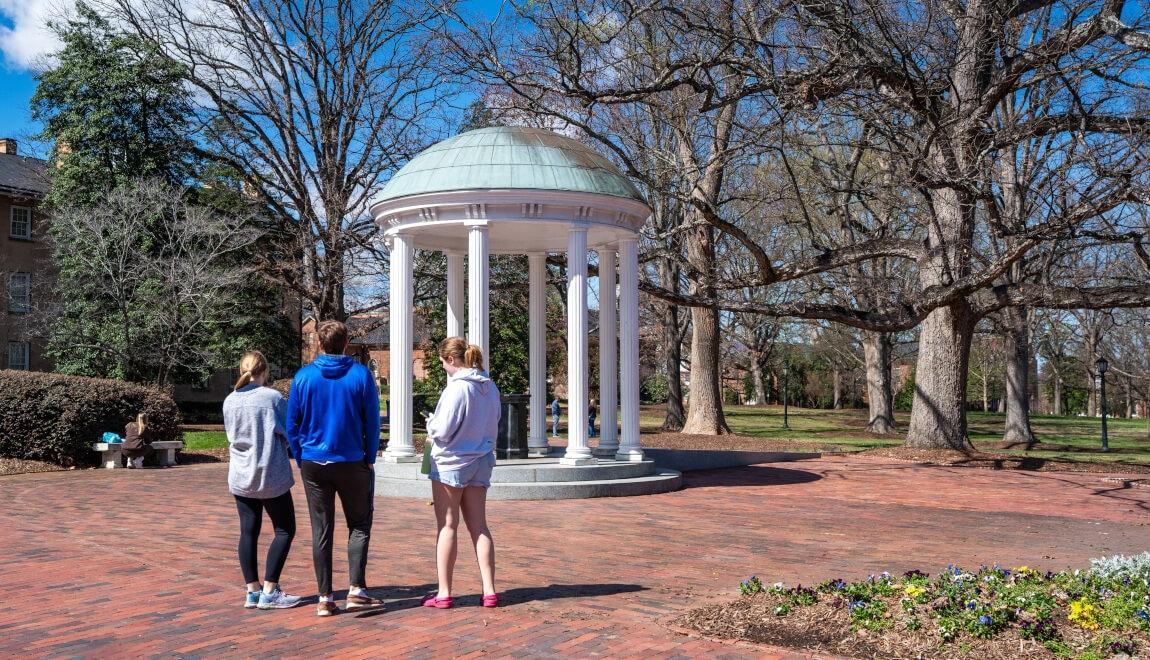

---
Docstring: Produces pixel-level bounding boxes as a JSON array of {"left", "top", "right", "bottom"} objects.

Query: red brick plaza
[{"left": 3, "top": 455, "right": 1149, "bottom": 658}]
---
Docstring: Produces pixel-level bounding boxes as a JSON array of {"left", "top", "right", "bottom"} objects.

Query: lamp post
[
  {"left": 1096, "top": 356, "right": 1109, "bottom": 452},
  {"left": 782, "top": 364, "right": 790, "bottom": 430}
]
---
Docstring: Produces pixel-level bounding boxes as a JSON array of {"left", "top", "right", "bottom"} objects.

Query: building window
[
  {"left": 7, "top": 342, "right": 29, "bottom": 370},
  {"left": 7, "top": 273, "right": 30, "bottom": 313},
  {"left": 9, "top": 206, "right": 31, "bottom": 239}
]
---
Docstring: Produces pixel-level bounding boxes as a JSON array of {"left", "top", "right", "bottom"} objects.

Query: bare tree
[
  {"left": 48, "top": 178, "right": 259, "bottom": 385},
  {"left": 101, "top": 0, "right": 454, "bottom": 321}
]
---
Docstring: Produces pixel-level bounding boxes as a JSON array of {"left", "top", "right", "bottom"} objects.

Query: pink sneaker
[
  {"left": 482, "top": 594, "right": 498, "bottom": 608},
  {"left": 422, "top": 594, "right": 453, "bottom": 609}
]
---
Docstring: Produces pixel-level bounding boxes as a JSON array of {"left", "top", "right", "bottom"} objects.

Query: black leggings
[{"left": 235, "top": 491, "right": 296, "bottom": 584}]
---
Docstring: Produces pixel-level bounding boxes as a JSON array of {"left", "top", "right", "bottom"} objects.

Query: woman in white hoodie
[{"left": 422, "top": 337, "right": 502, "bottom": 609}]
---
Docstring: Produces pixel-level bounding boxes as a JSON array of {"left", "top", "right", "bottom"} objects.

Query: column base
[
  {"left": 528, "top": 446, "right": 552, "bottom": 458},
  {"left": 594, "top": 444, "right": 620, "bottom": 457},
  {"left": 559, "top": 455, "right": 598, "bottom": 466},
  {"left": 381, "top": 451, "right": 420, "bottom": 463},
  {"left": 615, "top": 448, "right": 645, "bottom": 462}
]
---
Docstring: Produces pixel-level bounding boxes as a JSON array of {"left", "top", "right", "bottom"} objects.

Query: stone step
[
  {"left": 378, "top": 457, "right": 657, "bottom": 483},
  {"left": 375, "top": 468, "right": 682, "bottom": 501}
]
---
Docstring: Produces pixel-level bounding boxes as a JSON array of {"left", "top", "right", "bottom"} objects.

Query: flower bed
[{"left": 678, "top": 554, "right": 1150, "bottom": 658}]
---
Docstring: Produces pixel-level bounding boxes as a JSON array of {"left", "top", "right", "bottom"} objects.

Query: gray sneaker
[{"left": 258, "top": 588, "right": 302, "bottom": 610}]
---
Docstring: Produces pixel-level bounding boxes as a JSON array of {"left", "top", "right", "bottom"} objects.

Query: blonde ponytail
[
  {"left": 234, "top": 350, "right": 269, "bottom": 390},
  {"left": 439, "top": 337, "right": 486, "bottom": 370},
  {"left": 463, "top": 344, "right": 484, "bottom": 369}
]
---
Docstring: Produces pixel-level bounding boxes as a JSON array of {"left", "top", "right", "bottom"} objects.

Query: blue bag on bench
[{"left": 102, "top": 431, "right": 123, "bottom": 444}]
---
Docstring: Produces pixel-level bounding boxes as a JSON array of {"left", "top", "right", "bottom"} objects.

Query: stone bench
[{"left": 93, "top": 441, "right": 184, "bottom": 469}]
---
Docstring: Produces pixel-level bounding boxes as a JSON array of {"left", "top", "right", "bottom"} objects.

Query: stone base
[
  {"left": 594, "top": 445, "right": 620, "bottom": 457},
  {"left": 380, "top": 453, "right": 420, "bottom": 463},
  {"left": 527, "top": 447, "right": 553, "bottom": 458},
  {"left": 615, "top": 449, "right": 645, "bottom": 462},
  {"left": 559, "top": 455, "right": 598, "bottom": 466},
  {"left": 375, "top": 457, "right": 680, "bottom": 500}
]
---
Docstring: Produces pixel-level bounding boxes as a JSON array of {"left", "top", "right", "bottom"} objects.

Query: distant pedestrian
[
  {"left": 287, "top": 320, "right": 384, "bottom": 617},
  {"left": 223, "top": 350, "right": 301, "bottom": 610},
  {"left": 122, "top": 412, "right": 154, "bottom": 468},
  {"left": 588, "top": 398, "right": 598, "bottom": 437},
  {"left": 422, "top": 338, "right": 501, "bottom": 609},
  {"left": 550, "top": 397, "right": 561, "bottom": 437}
]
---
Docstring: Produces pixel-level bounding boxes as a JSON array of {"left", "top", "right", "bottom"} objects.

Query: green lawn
[
  {"left": 183, "top": 431, "right": 227, "bottom": 450},
  {"left": 713, "top": 405, "right": 1150, "bottom": 465},
  {"left": 183, "top": 406, "right": 1150, "bottom": 466}
]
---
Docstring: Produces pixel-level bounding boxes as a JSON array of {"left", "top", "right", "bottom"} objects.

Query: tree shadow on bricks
[
  {"left": 683, "top": 465, "right": 822, "bottom": 489},
  {"left": 355, "top": 583, "right": 645, "bottom": 617}
]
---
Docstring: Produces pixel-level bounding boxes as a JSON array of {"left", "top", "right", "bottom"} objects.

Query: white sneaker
[
  {"left": 258, "top": 588, "right": 303, "bottom": 609},
  {"left": 133, "top": 457, "right": 145, "bottom": 469}
]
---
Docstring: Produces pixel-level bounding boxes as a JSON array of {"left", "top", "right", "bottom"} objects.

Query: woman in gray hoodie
[
  {"left": 423, "top": 337, "right": 502, "bottom": 609},
  {"left": 223, "top": 350, "right": 301, "bottom": 610}
]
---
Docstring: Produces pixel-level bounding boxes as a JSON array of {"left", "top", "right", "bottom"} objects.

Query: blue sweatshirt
[{"left": 287, "top": 354, "right": 381, "bottom": 465}]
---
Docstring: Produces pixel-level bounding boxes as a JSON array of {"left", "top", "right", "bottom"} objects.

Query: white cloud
[{"left": 0, "top": 0, "right": 74, "bottom": 70}]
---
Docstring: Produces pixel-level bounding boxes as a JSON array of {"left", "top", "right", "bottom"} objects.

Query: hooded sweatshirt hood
[{"left": 314, "top": 354, "right": 355, "bottom": 379}]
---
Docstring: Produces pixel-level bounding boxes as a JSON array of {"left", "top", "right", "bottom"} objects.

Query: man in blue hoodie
[{"left": 288, "top": 320, "right": 383, "bottom": 617}]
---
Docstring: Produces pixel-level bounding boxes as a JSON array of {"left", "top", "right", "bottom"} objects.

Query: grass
[
  {"left": 181, "top": 406, "right": 1150, "bottom": 465},
  {"left": 182, "top": 431, "right": 227, "bottom": 450}
]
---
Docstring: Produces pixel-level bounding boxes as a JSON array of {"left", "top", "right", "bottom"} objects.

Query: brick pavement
[{"left": 2, "top": 455, "right": 1149, "bottom": 658}]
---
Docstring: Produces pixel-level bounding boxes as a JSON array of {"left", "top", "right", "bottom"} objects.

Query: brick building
[{"left": 0, "top": 138, "right": 51, "bottom": 372}]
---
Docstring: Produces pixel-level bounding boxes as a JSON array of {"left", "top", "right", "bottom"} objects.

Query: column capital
[{"left": 464, "top": 220, "right": 490, "bottom": 229}]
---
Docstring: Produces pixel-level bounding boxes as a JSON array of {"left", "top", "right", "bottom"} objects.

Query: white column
[
  {"left": 562, "top": 228, "right": 595, "bottom": 464},
  {"left": 383, "top": 233, "right": 417, "bottom": 462},
  {"left": 467, "top": 224, "right": 490, "bottom": 370},
  {"left": 595, "top": 248, "right": 619, "bottom": 456},
  {"left": 446, "top": 251, "right": 465, "bottom": 339},
  {"left": 528, "top": 252, "right": 550, "bottom": 457},
  {"left": 616, "top": 236, "right": 643, "bottom": 461}
]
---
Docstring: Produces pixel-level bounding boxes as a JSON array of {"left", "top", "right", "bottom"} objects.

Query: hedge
[{"left": 0, "top": 370, "right": 182, "bottom": 466}]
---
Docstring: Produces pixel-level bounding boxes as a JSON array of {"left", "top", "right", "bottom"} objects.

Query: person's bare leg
[
  {"left": 431, "top": 480, "right": 465, "bottom": 598},
  {"left": 461, "top": 486, "right": 495, "bottom": 596}
]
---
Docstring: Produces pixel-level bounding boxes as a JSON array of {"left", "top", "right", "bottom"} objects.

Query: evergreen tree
[{"left": 32, "top": 3, "right": 196, "bottom": 207}]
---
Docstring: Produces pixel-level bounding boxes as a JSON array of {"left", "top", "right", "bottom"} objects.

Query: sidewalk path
[{"left": 2, "top": 455, "right": 1148, "bottom": 658}]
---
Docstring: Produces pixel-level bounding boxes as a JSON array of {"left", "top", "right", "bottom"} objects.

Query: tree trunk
[
  {"left": 905, "top": 302, "right": 977, "bottom": 450},
  {"left": 681, "top": 304, "right": 730, "bottom": 434},
  {"left": 1002, "top": 307, "right": 1037, "bottom": 448},
  {"left": 662, "top": 301, "right": 686, "bottom": 431},
  {"left": 981, "top": 375, "right": 990, "bottom": 413},
  {"left": 1088, "top": 387, "right": 1098, "bottom": 418},
  {"left": 862, "top": 330, "right": 895, "bottom": 434},
  {"left": 1052, "top": 370, "right": 1063, "bottom": 416},
  {"left": 750, "top": 356, "right": 766, "bottom": 405},
  {"left": 1124, "top": 378, "right": 1132, "bottom": 419},
  {"left": 832, "top": 367, "right": 843, "bottom": 410}
]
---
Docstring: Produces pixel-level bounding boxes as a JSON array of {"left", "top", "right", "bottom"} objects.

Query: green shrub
[
  {"left": 641, "top": 374, "right": 670, "bottom": 403},
  {"left": 894, "top": 369, "right": 916, "bottom": 411},
  {"left": 0, "top": 370, "right": 181, "bottom": 466}
]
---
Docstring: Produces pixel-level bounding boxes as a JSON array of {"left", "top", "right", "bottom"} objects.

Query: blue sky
[{"left": 0, "top": 0, "right": 509, "bottom": 154}]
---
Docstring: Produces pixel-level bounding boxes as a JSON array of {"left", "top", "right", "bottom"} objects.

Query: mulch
[
  {"left": 675, "top": 592, "right": 1113, "bottom": 659},
  {"left": 0, "top": 458, "right": 67, "bottom": 477},
  {"left": 858, "top": 446, "right": 1150, "bottom": 474}
]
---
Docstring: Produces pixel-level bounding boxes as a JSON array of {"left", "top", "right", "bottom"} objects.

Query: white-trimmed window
[
  {"left": 7, "top": 272, "right": 30, "bottom": 313},
  {"left": 7, "top": 341, "right": 29, "bottom": 370},
  {"left": 9, "top": 206, "right": 31, "bottom": 239}
]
